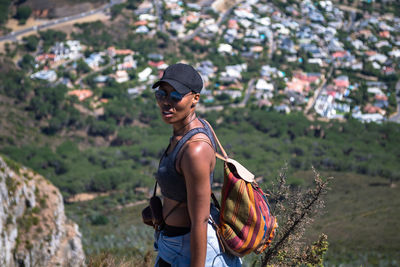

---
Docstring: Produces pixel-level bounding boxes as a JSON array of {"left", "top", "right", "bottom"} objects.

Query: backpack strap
[
  {"left": 203, "top": 119, "right": 255, "bottom": 183},
  {"left": 201, "top": 119, "right": 229, "bottom": 161}
]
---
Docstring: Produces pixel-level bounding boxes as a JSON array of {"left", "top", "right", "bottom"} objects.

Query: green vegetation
[
  {"left": 17, "top": 208, "right": 40, "bottom": 233},
  {"left": 299, "top": 170, "right": 400, "bottom": 265},
  {"left": 0, "top": 0, "right": 11, "bottom": 25},
  {"left": 15, "top": 6, "right": 31, "bottom": 25},
  {"left": 22, "top": 35, "right": 40, "bottom": 52},
  {"left": 65, "top": 197, "right": 154, "bottom": 257},
  {"left": 72, "top": 21, "right": 113, "bottom": 50},
  {"left": 0, "top": 2, "right": 399, "bottom": 263},
  {"left": 5, "top": 175, "right": 18, "bottom": 197},
  {"left": 38, "top": 30, "right": 67, "bottom": 52},
  {"left": 65, "top": 169, "right": 399, "bottom": 266},
  {"left": 2, "top": 105, "right": 400, "bottom": 196},
  {"left": 3, "top": 155, "right": 21, "bottom": 174}
]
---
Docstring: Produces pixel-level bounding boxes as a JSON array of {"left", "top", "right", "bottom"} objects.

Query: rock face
[
  {"left": 0, "top": 155, "right": 85, "bottom": 267},
  {"left": 212, "top": 0, "right": 241, "bottom": 12}
]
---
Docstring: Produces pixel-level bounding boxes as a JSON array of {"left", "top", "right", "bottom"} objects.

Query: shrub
[
  {"left": 15, "top": 6, "right": 31, "bottom": 24},
  {"left": 89, "top": 214, "right": 109, "bottom": 225}
]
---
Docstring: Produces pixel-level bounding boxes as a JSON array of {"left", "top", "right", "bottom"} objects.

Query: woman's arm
[{"left": 181, "top": 141, "right": 215, "bottom": 267}]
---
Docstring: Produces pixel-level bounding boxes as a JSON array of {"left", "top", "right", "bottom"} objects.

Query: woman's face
[{"left": 155, "top": 82, "right": 199, "bottom": 124}]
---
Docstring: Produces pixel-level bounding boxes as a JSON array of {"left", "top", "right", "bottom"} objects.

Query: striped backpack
[{"left": 205, "top": 120, "right": 278, "bottom": 257}]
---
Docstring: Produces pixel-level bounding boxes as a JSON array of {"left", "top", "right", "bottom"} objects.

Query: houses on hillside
[{"left": 25, "top": 0, "right": 400, "bottom": 124}]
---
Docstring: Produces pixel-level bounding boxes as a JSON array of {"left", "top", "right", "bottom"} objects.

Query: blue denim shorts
[{"left": 154, "top": 206, "right": 241, "bottom": 267}]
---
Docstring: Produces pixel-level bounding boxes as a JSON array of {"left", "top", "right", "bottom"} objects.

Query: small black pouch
[
  {"left": 141, "top": 182, "right": 181, "bottom": 230},
  {"left": 150, "top": 195, "right": 164, "bottom": 229},
  {"left": 141, "top": 205, "right": 154, "bottom": 226},
  {"left": 142, "top": 182, "right": 165, "bottom": 229}
]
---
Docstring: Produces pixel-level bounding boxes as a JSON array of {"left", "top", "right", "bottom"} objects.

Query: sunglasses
[{"left": 154, "top": 90, "right": 192, "bottom": 103}]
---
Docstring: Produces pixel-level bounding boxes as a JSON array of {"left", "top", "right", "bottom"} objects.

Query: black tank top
[{"left": 156, "top": 118, "right": 216, "bottom": 202}]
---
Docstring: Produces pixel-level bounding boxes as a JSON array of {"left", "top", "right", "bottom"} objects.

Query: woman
[{"left": 152, "top": 63, "right": 241, "bottom": 267}]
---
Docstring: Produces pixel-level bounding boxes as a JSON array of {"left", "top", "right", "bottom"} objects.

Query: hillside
[
  {"left": 297, "top": 170, "right": 400, "bottom": 265},
  {"left": 64, "top": 170, "right": 400, "bottom": 266},
  {"left": 1, "top": 0, "right": 400, "bottom": 264},
  {"left": 0, "top": 155, "right": 85, "bottom": 266}
]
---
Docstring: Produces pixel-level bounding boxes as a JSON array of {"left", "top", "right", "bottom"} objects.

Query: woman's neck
[{"left": 173, "top": 113, "right": 197, "bottom": 137}]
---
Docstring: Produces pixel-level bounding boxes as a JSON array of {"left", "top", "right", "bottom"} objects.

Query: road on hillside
[
  {"left": 153, "top": 0, "right": 165, "bottom": 33},
  {"left": 266, "top": 28, "right": 274, "bottom": 60},
  {"left": 304, "top": 65, "right": 334, "bottom": 115},
  {"left": 0, "top": 0, "right": 125, "bottom": 42}
]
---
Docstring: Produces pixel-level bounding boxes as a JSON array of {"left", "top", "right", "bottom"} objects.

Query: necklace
[{"left": 173, "top": 116, "right": 197, "bottom": 137}]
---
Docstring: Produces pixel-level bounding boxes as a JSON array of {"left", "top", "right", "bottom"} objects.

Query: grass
[
  {"left": 293, "top": 170, "right": 400, "bottom": 265},
  {"left": 65, "top": 197, "right": 155, "bottom": 262},
  {"left": 64, "top": 170, "right": 400, "bottom": 266}
]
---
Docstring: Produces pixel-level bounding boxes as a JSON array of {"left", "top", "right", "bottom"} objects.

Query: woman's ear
[{"left": 191, "top": 93, "right": 200, "bottom": 108}]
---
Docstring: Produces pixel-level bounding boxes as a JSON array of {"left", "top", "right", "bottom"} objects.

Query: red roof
[
  {"left": 228, "top": 19, "right": 238, "bottom": 29},
  {"left": 148, "top": 60, "right": 166, "bottom": 68},
  {"left": 134, "top": 20, "right": 148, "bottom": 26},
  {"left": 332, "top": 51, "right": 347, "bottom": 58},
  {"left": 107, "top": 46, "right": 134, "bottom": 55},
  {"left": 364, "top": 104, "right": 383, "bottom": 114},
  {"left": 334, "top": 79, "right": 349, "bottom": 88},
  {"left": 68, "top": 90, "right": 93, "bottom": 101},
  {"left": 294, "top": 72, "right": 320, "bottom": 83},
  {"left": 35, "top": 54, "right": 56, "bottom": 62},
  {"left": 379, "top": 31, "right": 390, "bottom": 38},
  {"left": 365, "top": 50, "right": 377, "bottom": 56},
  {"left": 375, "top": 94, "right": 388, "bottom": 101},
  {"left": 327, "top": 90, "right": 336, "bottom": 97}
]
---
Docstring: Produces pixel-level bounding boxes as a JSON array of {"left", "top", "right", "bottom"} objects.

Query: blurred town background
[{"left": 0, "top": 0, "right": 399, "bottom": 265}]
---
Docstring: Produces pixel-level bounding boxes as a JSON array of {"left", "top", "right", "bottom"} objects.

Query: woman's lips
[{"left": 162, "top": 110, "right": 173, "bottom": 118}]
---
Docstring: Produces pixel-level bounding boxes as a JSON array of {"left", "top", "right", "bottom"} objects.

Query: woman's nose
[{"left": 160, "top": 98, "right": 173, "bottom": 107}]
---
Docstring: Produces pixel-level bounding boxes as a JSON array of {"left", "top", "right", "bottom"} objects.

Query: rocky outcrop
[
  {"left": 0, "top": 155, "right": 85, "bottom": 267},
  {"left": 212, "top": 0, "right": 241, "bottom": 12}
]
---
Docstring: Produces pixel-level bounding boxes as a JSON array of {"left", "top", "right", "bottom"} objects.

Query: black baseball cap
[{"left": 152, "top": 63, "right": 203, "bottom": 94}]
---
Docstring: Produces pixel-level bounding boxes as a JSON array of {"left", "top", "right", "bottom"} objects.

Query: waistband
[{"left": 163, "top": 224, "right": 190, "bottom": 237}]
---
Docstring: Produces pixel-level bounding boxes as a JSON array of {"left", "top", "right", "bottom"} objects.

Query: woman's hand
[{"left": 181, "top": 139, "right": 216, "bottom": 267}]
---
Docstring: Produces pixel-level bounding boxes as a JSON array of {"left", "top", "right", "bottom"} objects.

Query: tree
[
  {"left": 15, "top": 5, "right": 31, "bottom": 24},
  {"left": 0, "top": 0, "right": 12, "bottom": 25},
  {"left": 126, "top": 0, "right": 141, "bottom": 10},
  {"left": 39, "top": 29, "right": 66, "bottom": 51},
  {"left": 22, "top": 35, "right": 39, "bottom": 52},
  {"left": 76, "top": 58, "right": 90, "bottom": 74},
  {"left": 110, "top": 3, "right": 124, "bottom": 20},
  {"left": 19, "top": 54, "right": 35, "bottom": 70},
  {"left": 260, "top": 167, "right": 331, "bottom": 266},
  {"left": 88, "top": 119, "right": 116, "bottom": 137}
]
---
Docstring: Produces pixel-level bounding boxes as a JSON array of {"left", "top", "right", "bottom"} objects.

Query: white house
[
  {"left": 255, "top": 79, "right": 274, "bottom": 92},
  {"left": 139, "top": 14, "right": 157, "bottom": 21},
  {"left": 368, "top": 53, "right": 388, "bottom": 64},
  {"left": 389, "top": 49, "right": 400, "bottom": 58},
  {"left": 138, "top": 67, "right": 152, "bottom": 82},
  {"left": 65, "top": 40, "right": 82, "bottom": 59},
  {"left": 136, "top": 25, "right": 149, "bottom": 34},
  {"left": 118, "top": 55, "right": 137, "bottom": 70},
  {"left": 85, "top": 53, "right": 104, "bottom": 69},
  {"left": 30, "top": 70, "right": 57, "bottom": 82},
  {"left": 308, "top": 58, "right": 323, "bottom": 66},
  {"left": 218, "top": 44, "right": 233, "bottom": 54},
  {"left": 114, "top": 70, "right": 129, "bottom": 83},
  {"left": 352, "top": 111, "right": 385, "bottom": 123},
  {"left": 367, "top": 87, "right": 385, "bottom": 95},
  {"left": 257, "top": 17, "right": 270, "bottom": 26},
  {"left": 224, "top": 64, "right": 247, "bottom": 79},
  {"left": 206, "top": 24, "right": 219, "bottom": 34}
]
